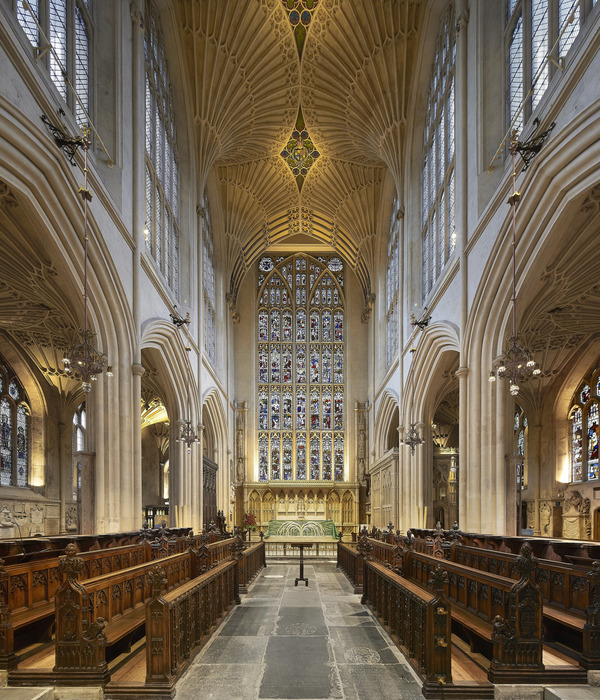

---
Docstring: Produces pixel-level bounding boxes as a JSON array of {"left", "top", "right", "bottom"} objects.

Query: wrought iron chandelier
[
  {"left": 62, "top": 130, "right": 112, "bottom": 392},
  {"left": 489, "top": 137, "right": 540, "bottom": 396},
  {"left": 178, "top": 346, "right": 200, "bottom": 453},
  {"left": 403, "top": 347, "right": 424, "bottom": 454},
  {"left": 171, "top": 304, "right": 198, "bottom": 452}
]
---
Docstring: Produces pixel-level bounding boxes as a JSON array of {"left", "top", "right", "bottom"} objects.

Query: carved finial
[
  {"left": 405, "top": 530, "right": 415, "bottom": 549},
  {"left": 513, "top": 541, "right": 538, "bottom": 581},
  {"left": 230, "top": 533, "right": 246, "bottom": 560},
  {"left": 430, "top": 564, "right": 448, "bottom": 594},
  {"left": 59, "top": 543, "right": 84, "bottom": 581},
  {"left": 588, "top": 560, "right": 600, "bottom": 607},
  {"left": 434, "top": 521, "right": 444, "bottom": 538},
  {"left": 448, "top": 521, "right": 463, "bottom": 542},
  {"left": 147, "top": 565, "right": 167, "bottom": 595}
]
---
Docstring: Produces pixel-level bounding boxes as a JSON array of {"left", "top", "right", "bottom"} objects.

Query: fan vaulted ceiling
[{"left": 174, "top": 0, "right": 424, "bottom": 316}]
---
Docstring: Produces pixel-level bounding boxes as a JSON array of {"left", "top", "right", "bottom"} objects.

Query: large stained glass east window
[
  {"left": 570, "top": 364, "right": 600, "bottom": 482},
  {"left": 257, "top": 254, "right": 345, "bottom": 482},
  {"left": 0, "top": 357, "right": 30, "bottom": 488}
]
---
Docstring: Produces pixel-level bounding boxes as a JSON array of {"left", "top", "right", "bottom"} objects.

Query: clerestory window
[
  {"left": 144, "top": 0, "right": 179, "bottom": 296},
  {"left": 201, "top": 190, "right": 216, "bottom": 366},
  {"left": 386, "top": 196, "right": 399, "bottom": 367},
  {"left": 506, "top": 0, "right": 598, "bottom": 135},
  {"left": 17, "top": 0, "right": 92, "bottom": 127},
  {"left": 422, "top": 3, "right": 456, "bottom": 299}
]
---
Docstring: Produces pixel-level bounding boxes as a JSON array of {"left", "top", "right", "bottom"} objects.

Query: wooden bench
[
  {"left": 6, "top": 532, "right": 264, "bottom": 688},
  {"left": 361, "top": 558, "right": 467, "bottom": 698}
]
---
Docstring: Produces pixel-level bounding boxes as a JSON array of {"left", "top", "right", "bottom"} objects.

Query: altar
[{"left": 265, "top": 519, "right": 338, "bottom": 539}]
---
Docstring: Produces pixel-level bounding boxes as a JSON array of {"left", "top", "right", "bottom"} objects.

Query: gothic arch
[{"left": 375, "top": 391, "right": 399, "bottom": 459}]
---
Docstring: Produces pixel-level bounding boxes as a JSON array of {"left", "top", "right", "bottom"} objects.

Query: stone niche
[
  {"left": 562, "top": 489, "right": 591, "bottom": 540},
  {"left": 0, "top": 490, "right": 64, "bottom": 538}
]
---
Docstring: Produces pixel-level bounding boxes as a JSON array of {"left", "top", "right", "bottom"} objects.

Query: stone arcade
[{"left": 0, "top": 0, "right": 600, "bottom": 697}]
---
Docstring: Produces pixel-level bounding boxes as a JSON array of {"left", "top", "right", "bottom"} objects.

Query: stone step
[
  {"left": 0, "top": 689, "right": 53, "bottom": 700},
  {"left": 544, "top": 687, "right": 600, "bottom": 699}
]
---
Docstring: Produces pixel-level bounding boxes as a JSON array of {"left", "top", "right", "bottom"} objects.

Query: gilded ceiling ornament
[
  {"left": 281, "top": 109, "right": 320, "bottom": 191},
  {"left": 282, "top": 0, "right": 319, "bottom": 58}
]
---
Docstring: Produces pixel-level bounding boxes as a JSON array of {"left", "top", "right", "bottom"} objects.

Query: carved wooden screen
[
  {"left": 203, "top": 458, "right": 218, "bottom": 527},
  {"left": 257, "top": 254, "right": 345, "bottom": 482}
]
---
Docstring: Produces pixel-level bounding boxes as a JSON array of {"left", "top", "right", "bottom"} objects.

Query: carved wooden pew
[
  {"left": 0, "top": 533, "right": 236, "bottom": 673},
  {"left": 143, "top": 558, "right": 238, "bottom": 699},
  {"left": 361, "top": 558, "right": 453, "bottom": 698},
  {"left": 7, "top": 532, "right": 263, "bottom": 688},
  {"left": 402, "top": 543, "right": 588, "bottom": 683}
]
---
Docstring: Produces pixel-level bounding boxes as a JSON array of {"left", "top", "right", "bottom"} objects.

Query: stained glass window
[
  {"left": 422, "top": 5, "right": 455, "bottom": 299},
  {"left": 17, "top": 0, "right": 91, "bottom": 128},
  {"left": 387, "top": 195, "right": 400, "bottom": 366},
  {"left": 257, "top": 254, "right": 344, "bottom": 481},
  {"left": 145, "top": 0, "right": 179, "bottom": 295},
  {"left": 0, "top": 356, "right": 30, "bottom": 488},
  {"left": 570, "top": 364, "right": 600, "bottom": 482},
  {"left": 514, "top": 405, "right": 528, "bottom": 490},
  {"left": 202, "top": 190, "right": 216, "bottom": 365},
  {"left": 72, "top": 403, "right": 86, "bottom": 500}
]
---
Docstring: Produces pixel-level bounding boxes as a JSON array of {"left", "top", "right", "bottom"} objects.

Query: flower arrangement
[{"left": 243, "top": 512, "right": 257, "bottom": 532}]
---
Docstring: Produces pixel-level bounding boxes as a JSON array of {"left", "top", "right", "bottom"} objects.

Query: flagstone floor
[{"left": 175, "top": 561, "right": 423, "bottom": 700}]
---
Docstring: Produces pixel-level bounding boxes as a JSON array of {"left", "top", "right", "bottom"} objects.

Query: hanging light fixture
[
  {"left": 177, "top": 346, "right": 199, "bottom": 453},
  {"left": 403, "top": 347, "right": 424, "bottom": 454},
  {"left": 489, "top": 137, "right": 541, "bottom": 396},
  {"left": 62, "top": 129, "right": 112, "bottom": 391}
]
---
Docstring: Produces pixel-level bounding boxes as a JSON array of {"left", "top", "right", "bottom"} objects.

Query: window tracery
[
  {"left": 422, "top": 3, "right": 456, "bottom": 299},
  {"left": 0, "top": 358, "right": 30, "bottom": 488},
  {"left": 386, "top": 195, "right": 400, "bottom": 366},
  {"left": 257, "top": 254, "right": 345, "bottom": 482},
  {"left": 570, "top": 365, "right": 599, "bottom": 482},
  {"left": 514, "top": 405, "right": 528, "bottom": 490},
  {"left": 201, "top": 191, "right": 216, "bottom": 365},
  {"left": 72, "top": 403, "right": 86, "bottom": 499},
  {"left": 506, "top": 1, "right": 595, "bottom": 135},
  {"left": 17, "top": 0, "right": 92, "bottom": 127},
  {"left": 144, "top": 0, "right": 179, "bottom": 295}
]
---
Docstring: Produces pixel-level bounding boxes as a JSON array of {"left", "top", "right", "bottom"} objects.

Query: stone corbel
[{"left": 226, "top": 292, "right": 240, "bottom": 323}]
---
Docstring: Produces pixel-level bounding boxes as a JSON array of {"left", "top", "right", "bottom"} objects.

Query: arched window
[
  {"left": 514, "top": 405, "right": 528, "bottom": 490},
  {"left": 72, "top": 403, "right": 86, "bottom": 499},
  {"left": 570, "top": 366, "right": 600, "bottom": 482},
  {"left": 201, "top": 190, "right": 216, "bottom": 365},
  {"left": 505, "top": 1, "right": 596, "bottom": 135},
  {"left": 0, "top": 357, "right": 30, "bottom": 488},
  {"left": 257, "top": 254, "right": 345, "bottom": 482},
  {"left": 144, "top": 0, "right": 179, "bottom": 295},
  {"left": 17, "top": 0, "right": 92, "bottom": 127},
  {"left": 422, "top": 3, "right": 456, "bottom": 299},
  {"left": 386, "top": 196, "right": 399, "bottom": 366}
]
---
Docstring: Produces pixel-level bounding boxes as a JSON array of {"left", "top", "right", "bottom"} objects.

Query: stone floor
[{"left": 174, "top": 561, "right": 423, "bottom": 700}]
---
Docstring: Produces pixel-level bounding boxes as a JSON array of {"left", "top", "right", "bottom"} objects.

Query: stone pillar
[
  {"left": 76, "top": 451, "right": 95, "bottom": 535},
  {"left": 455, "top": 367, "right": 468, "bottom": 531},
  {"left": 132, "top": 363, "right": 145, "bottom": 529}
]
